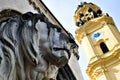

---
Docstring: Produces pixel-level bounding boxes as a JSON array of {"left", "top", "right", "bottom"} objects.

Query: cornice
[{"left": 86, "top": 47, "right": 120, "bottom": 78}]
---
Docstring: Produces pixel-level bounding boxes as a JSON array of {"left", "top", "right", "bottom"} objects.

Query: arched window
[{"left": 100, "top": 42, "right": 109, "bottom": 53}]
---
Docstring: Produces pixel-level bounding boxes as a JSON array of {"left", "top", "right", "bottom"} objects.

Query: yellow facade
[{"left": 74, "top": 2, "right": 120, "bottom": 80}]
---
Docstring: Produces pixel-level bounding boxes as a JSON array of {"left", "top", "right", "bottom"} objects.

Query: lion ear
[{"left": 22, "top": 12, "right": 33, "bottom": 20}]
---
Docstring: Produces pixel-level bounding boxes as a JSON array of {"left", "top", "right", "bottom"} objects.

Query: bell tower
[{"left": 74, "top": 2, "right": 120, "bottom": 80}]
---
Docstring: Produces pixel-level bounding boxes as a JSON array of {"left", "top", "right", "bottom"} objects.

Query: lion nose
[{"left": 73, "top": 45, "right": 79, "bottom": 60}]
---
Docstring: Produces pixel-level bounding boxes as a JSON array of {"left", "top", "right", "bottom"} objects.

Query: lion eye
[
  {"left": 57, "top": 28, "right": 61, "bottom": 32},
  {"left": 67, "top": 32, "right": 75, "bottom": 43},
  {"left": 69, "top": 38, "right": 75, "bottom": 43}
]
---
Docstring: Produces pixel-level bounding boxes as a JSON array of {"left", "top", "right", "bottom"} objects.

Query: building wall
[
  {"left": 69, "top": 54, "right": 84, "bottom": 80},
  {"left": 107, "top": 60, "right": 120, "bottom": 80},
  {"left": 85, "top": 17, "right": 120, "bottom": 80},
  {"left": 96, "top": 74, "right": 107, "bottom": 80},
  {"left": 0, "top": 0, "right": 37, "bottom": 13}
]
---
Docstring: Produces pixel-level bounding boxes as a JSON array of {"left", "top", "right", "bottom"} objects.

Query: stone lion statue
[{"left": 0, "top": 12, "right": 78, "bottom": 80}]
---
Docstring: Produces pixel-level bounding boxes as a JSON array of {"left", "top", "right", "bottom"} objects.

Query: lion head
[{"left": 0, "top": 11, "right": 79, "bottom": 80}]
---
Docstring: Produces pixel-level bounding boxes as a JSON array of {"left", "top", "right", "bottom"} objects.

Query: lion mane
[{"left": 0, "top": 12, "right": 78, "bottom": 80}]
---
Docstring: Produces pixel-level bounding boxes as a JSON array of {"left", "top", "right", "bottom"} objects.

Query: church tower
[{"left": 74, "top": 2, "right": 120, "bottom": 80}]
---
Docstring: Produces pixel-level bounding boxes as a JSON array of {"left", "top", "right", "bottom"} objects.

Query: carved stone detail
[{"left": 0, "top": 11, "right": 78, "bottom": 80}]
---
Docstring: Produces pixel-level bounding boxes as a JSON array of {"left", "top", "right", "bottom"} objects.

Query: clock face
[{"left": 91, "top": 31, "right": 102, "bottom": 40}]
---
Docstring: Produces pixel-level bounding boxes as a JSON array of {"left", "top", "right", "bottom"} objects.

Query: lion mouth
[
  {"left": 53, "top": 47, "right": 70, "bottom": 59},
  {"left": 51, "top": 47, "right": 70, "bottom": 67}
]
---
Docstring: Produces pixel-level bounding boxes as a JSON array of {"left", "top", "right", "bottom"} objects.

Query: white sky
[{"left": 42, "top": 0, "right": 120, "bottom": 80}]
